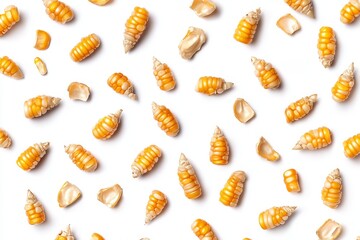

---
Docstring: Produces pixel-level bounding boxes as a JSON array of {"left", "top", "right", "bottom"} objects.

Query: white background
[{"left": 1, "top": 0, "right": 360, "bottom": 239}]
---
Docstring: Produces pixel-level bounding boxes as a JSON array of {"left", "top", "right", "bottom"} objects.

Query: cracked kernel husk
[
  {"left": 57, "top": 181, "right": 81, "bottom": 208},
  {"left": 178, "top": 27, "right": 206, "bottom": 59},
  {"left": 67, "top": 82, "right": 91, "bottom": 101},
  {"left": 276, "top": 14, "right": 301, "bottom": 35},
  {"left": 97, "top": 184, "right": 123, "bottom": 208},
  {"left": 256, "top": 137, "right": 280, "bottom": 161},
  {"left": 316, "top": 219, "right": 342, "bottom": 240},
  {"left": 190, "top": 0, "right": 216, "bottom": 17},
  {"left": 233, "top": 98, "right": 255, "bottom": 123}
]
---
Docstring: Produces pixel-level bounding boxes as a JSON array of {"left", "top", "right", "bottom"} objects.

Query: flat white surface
[{"left": 1, "top": 0, "right": 360, "bottom": 239}]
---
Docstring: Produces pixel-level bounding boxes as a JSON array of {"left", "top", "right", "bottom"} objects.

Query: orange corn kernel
[
  {"left": 92, "top": 109, "right": 122, "bottom": 140},
  {"left": 332, "top": 63, "right": 355, "bottom": 102},
  {"left": 34, "top": 30, "right": 51, "bottom": 50},
  {"left": 196, "top": 76, "right": 233, "bottom": 95},
  {"left": 0, "top": 56, "right": 23, "bottom": 79},
  {"left": 16, "top": 142, "right": 49, "bottom": 171},
  {"left": 152, "top": 102, "right": 180, "bottom": 137},
  {"left": 322, "top": 169, "right": 342, "bottom": 209},
  {"left": 284, "top": 0, "right": 314, "bottom": 18},
  {"left": 145, "top": 190, "right": 167, "bottom": 224},
  {"left": 259, "top": 206, "right": 296, "bottom": 230},
  {"left": 132, "top": 145, "right": 161, "bottom": 178},
  {"left": 251, "top": 57, "right": 281, "bottom": 89},
  {"left": 55, "top": 225, "right": 74, "bottom": 240},
  {"left": 91, "top": 233, "right": 105, "bottom": 240},
  {"left": 153, "top": 57, "right": 176, "bottom": 91},
  {"left": 25, "top": 190, "right": 46, "bottom": 225},
  {"left": 178, "top": 153, "right": 202, "bottom": 199},
  {"left": 24, "top": 95, "right": 61, "bottom": 119},
  {"left": 285, "top": 94, "right": 317, "bottom": 123},
  {"left": 70, "top": 33, "right": 100, "bottom": 62},
  {"left": 0, "top": 5, "right": 20, "bottom": 36},
  {"left": 64, "top": 144, "right": 98, "bottom": 172},
  {"left": 317, "top": 26, "right": 336, "bottom": 68},
  {"left": 234, "top": 8, "right": 261, "bottom": 44},
  {"left": 107, "top": 72, "right": 137, "bottom": 100},
  {"left": 43, "top": 0, "right": 73, "bottom": 24},
  {"left": 123, "top": 6, "right": 149, "bottom": 53},
  {"left": 0, "top": 128, "right": 12, "bottom": 148},
  {"left": 191, "top": 219, "right": 218, "bottom": 240},
  {"left": 340, "top": 0, "right": 360, "bottom": 24},
  {"left": 210, "top": 126, "right": 230, "bottom": 165},
  {"left": 343, "top": 133, "right": 360, "bottom": 158},
  {"left": 283, "top": 169, "right": 300, "bottom": 192},
  {"left": 219, "top": 170, "right": 246, "bottom": 207},
  {"left": 293, "top": 126, "right": 332, "bottom": 150}
]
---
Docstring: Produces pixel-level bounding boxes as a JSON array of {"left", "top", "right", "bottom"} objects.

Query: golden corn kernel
[
  {"left": 123, "top": 6, "right": 149, "bottom": 53},
  {"left": 190, "top": 0, "right": 216, "bottom": 17},
  {"left": 178, "top": 27, "right": 206, "bottom": 59},
  {"left": 317, "top": 26, "right": 336, "bottom": 68},
  {"left": 131, "top": 145, "right": 161, "bottom": 178},
  {"left": 332, "top": 63, "right": 355, "bottom": 102},
  {"left": 322, "top": 168, "right": 342, "bottom": 209},
  {"left": 55, "top": 225, "right": 74, "bottom": 240},
  {"left": 70, "top": 33, "right": 100, "bottom": 62},
  {"left": 16, "top": 142, "right": 49, "bottom": 171},
  {"left": 64, "top": 144, "right": 98, "bottom": 172},
  {"left": 259, "top": 206, "right": 296, "bottom": 230},
  {"left": 92, "top": 110, "right": 122, "bottom": 140},
  {"left": 0, "top": 5, "right": 20, "bottom": 36},
  {"left": 97, "top": 184, "right": 122, "bottom": 208},
  {"left": 210, "top": 126, "right": 230, "bottom": 165},
  {"left": 92, "top": 233, "right": 105, "bottom": 240},
  {"left": 34, "top": 30, "right": 51, "bottom": 50},
  {"left": 276, "top": 14, "right": 301, "bottom": 35},
  {"left": 256, "top": 137, "right": 280, "bottom": 161},
  {"left": 285, "top": 94, "right": 317, "bottom": 123},
  {"left": 34, "top": 57, "right": 47, "bottom": 75},
  {"left": 340, "top": 0, "right": 360, "bottom": 24},
  {"left": 284, "top": 0, "right": 314, "bottom": 18},
  {"left": 251, "top": 57, "right": 281, "bottom": 89},
  {"left": 343, "top": 133, "right": 360, "bottom": 158},
  {"left": 43, "top": 0, "right": 74, "bottom": 24},
  {"left": 316, "top": 219, "right": 342, "bottom": 240},
  {"left": 67, "top": 82, "right": 91, "bottom": 101},
  {"left": 57, "top": 181, "right": 81, "bottom": 208},
  {"left": 0, "top": 56, "right": 23, "bottom": 79},
  {"left": 178, "top": 153, "right": 202, "bottom": 199},
  {"left": 234, "top": 8, "right": 261, "bottom": 44},
  {"left": 153, "top": 57, "right": 176, "bottom": 91},
  {"left": 0, "top": 128, "right": 12, "bottom": 148},
  {"left": 283, "top": 169, "right": 300, "bottom": 192},
  {"left": 25, "top": 190, "right": 46, "bottom": 225},
  {"left": 293, "top": 126, "right": 332, "bottom": 150},
  {"left": 219, "top": 170, "right": 246, "bottom": 207},
  {"left": 243, "top": 238, "right": 251, "bottom": 240},
  {"left": 24, "top": 95, "right": 61, "bottom": 119},
  {"left": 152, "top": 102, "right": 180, "bottom": 137},
  {"left": 191, "top": 219, "right": 218, "bottom": 240},
  {"left": 196, "top": 76, "right": 234, "bottom": 95},
  {"left": 145, "top": 190, "right": 167, "bottom": 224},
  {"left": 233, "top": 98, "right": 256, "bottom": 123},
  {"left": 107, "top": 72, "right": 137, "bottom": 100},
  {"left": 89, "top": 0, "right": 111, "bottom": 6}
]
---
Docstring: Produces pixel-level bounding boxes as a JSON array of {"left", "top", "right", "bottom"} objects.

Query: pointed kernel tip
[
  {"left": 251, "top": 57, "right": 257, "bottom": 63},
  {"left": 27, "top": 189, "right": 35, "bottom": 199},
  {"left": 307, "top": 10, "right": 315, "bottom": 18},
  {"left": 292, "top": 143, "right": 301, "bottom": 150},
  {"left": 66, "top": 224, "right": 71, "bottom": 234},
  {"left": 13, "top": 70, "right": 24, "bottom": 79},
  {"left": 349, "top": 62, "right": 354, "bottom": 71},
  {"left": 224, "top": 82, "right": 234, "bottom": 90},
  {"left": 309, "top": 94, "right": 318, "bottom": 102},
  {"left": 53, "top": 97, "right": 61, "bottom": 105},
  {"left": 256, "top": 8, "right": 261, "bottom": 14},
  {"left": 331, "top": 168, "right": 340, "bottom": 176},
  {"left": 114, "top": 109, "right": 123, "bottom": 118},
  {"left": 152, "top": 102, "right": 158, "bottom": 110},
  {"left": 124, "top": 43, "right": 132, "bottom": 53},
  {"left": 41, "top": 142, "right": 50, "bottom": 149}
]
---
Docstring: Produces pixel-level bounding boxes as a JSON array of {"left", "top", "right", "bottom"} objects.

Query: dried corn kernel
[
  {"left": 340, "top": 0, "right": 360, "bottom": 24},
  {"left": 293, "top": 127, "right": 332, "bottom": 150},
  {"left": 259, "top": 206, "right": 296, "bottom": 230},
  {"left": 132, "top": 145, "right": 161, "bottom": 178},
  {"left": 219, "top": 170, "right": 246, "bottom": 207},
  {"left": 152, "top": 102, "right": 180, "bottom": 137},
  {"left": 332, "top": 63, "right": 355, "bottom": 102},
  {"left": 107, "top": 72, "right": 137, "bottom": 100},
  {"left": 284, "top": 0, "right": 314, "bottom": 18},
  {"left": 256, "top": 137, "right": 280, "bottom": 161},
  {"left": 196, "top": 76, "right": 233, "bottom": 95},
  {"left": 34, "top": 30, "right": 51, "bottom": 50},
  {"left": 210, "top": 126, "right": 230, "bottom": 165},
  {"left": 123, "top": 6, "right": 149, "bottom": 53},
  {"left": 276, "top": 14, "right": 301, "bottom": 35},
  {"left": 97, "top": 184, "right": 122, "bottom": 208},
  {"left": 153, "top": 57, "right": 176, "bottom": 91},
  {"left": 92, "top": 233, "right": 105, "bottom": 240},
  {"left": 55, "top": 225, "right": 74, "bottom": 240},
  {"left": 145, "top": 190, "right": 167, "bottom": 224},
  {"left": 89, "top": 0, "right": 111, "bottom": 6},
  {"left": 64, "top": 144, "right": 98, "bottom": 172},
  {"left": 0, "top": 128, "right": 12, "bottom": 148},
  {"left": 251, "top": 57, "right": 281, "bottom": 89},
  {"left": 67, "top": 82, "right": 91, "bottom": 101},
  {"left": 0, "top": 56, "right": 23, "bottom": 79},
  {"left": 24, "top": 95, "right": 61, "bottom": 119},
  {"left": 322, "top": 168, "right": 342, "bottom": 209},
  {"left": 191, "top": 219, "right": 218, "bottom": 240},
  {"left": 283, "top": 169, "right": 300, "bottom": 192},
  {"left": 70, "top": 33, "right": 100, "bottom": 62},
  {"left": 16, "top": 142, "right": 49, "bottom": 171},
  {"left": 343, "top": 133, "right": 360, "bottom": 158},
  {"left": 317, "top": 26, "right": 336, "bottom": 68},
  {"left": 0, "top": 5, "right": 20, "bottom": 37},
  {"left": 25, "top": 190, "right": 46, "bottom": 225},
  {"left": 285, "top": 94, "right": 317, "bottom": 123},
  {"left": 92, "top": 110, "right": 122, "bottom": 140},
  {"left": 190, "top": 0, "right": 216, "bottom": 17},
  {"left": 179, "top": 27, "right": 206, "bottom": 60},
  {"left": 316, "top": 219, "right": 342, "bottom": 240},
  {"left": 57, "top": 181, "right": 81, "bottom": 208},
  {"left": 233, "top": 98, "right": 256, "bottom": 123},
  {"left": 234, "top": 9, "right": 261, "bottom": 44},
  {"left": 34, "top": 57, "right": 47, "bottom": 75},
  {"left": 178, "top": 153, "right": 202, "bottom": 199},
  {"left": 43, "top": 0, "right": 73, "bottom": 24}
]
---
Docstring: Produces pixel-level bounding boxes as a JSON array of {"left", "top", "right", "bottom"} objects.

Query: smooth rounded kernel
[{"left": 70, "top": 33, "right": 100, "bottom": 62}]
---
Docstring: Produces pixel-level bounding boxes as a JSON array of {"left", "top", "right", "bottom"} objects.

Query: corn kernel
[
  {"left": 251, "top": 57, "right": 281, "bottom": 89},
  {"left": 24, "top": 95, "right": 61, "bottom": 118},
  {"left": 285, "top": 94, "right": 317, "bottom": 123},
  {"left": 178, "top": 153, "right": 202, "bottom": 199},
  {"left": 191, "top": 219, "right": 218, "bottom": 240},
  {"left": 152, "top": 102, "right": 180, "bottom": 137},
  {"left": 259, "top": 206, "right": 296, "bottom": 230},
  {"left": 317, "top": 26, "right": 336, "bottom": 68},
  {"left": 0, "top": 128, "right": 12, "bottom": 148},
  {"left": 321, "top": 169, "right": 342, "bottom": 209},
  {"left": 332, "top": 63, "right": 355, "bottom": 102},
  {"left": 92, "top": 233, "right": 105, "bottom": 240},
  {"left": 43, "top": 0, "right": 73, "bottom": 24},
  {"left": 145, "top": 190, "right": 167, "bottom": 224},
  {"left": 293, "top": 127, "right": 332, "bottom": 150},
  {"left": 25, "top": 190, "right": 46, "bottom": 225},
  {"left": 153, "top": 57, "right": 176, "bottom": 91},
  {"left": 131, "top": 145, "right": 161, "bottom": 178},
  {"left": 210, "top": 126, "right": 230, "bottom": 165},
  {"left": 34, "top": 30, "right": 51, "bottom": 50},
  {"left": 16, "top": 142, "right": 49, "bottom": 171},
  {"left": 34, "top": 57, "right": 47, "bottom": 75},
  {"left": 107, "top": 73, "right": 137, "bottom": 100},
  {"left": 70, "top": 33, "right": 100, "bottom": 62},
  {"left": 55, "top": 225, "right": 74, "bottom": 240},
  {"left": 0, "top": 56, "right": 23, "bottom": 79},
  {"left": 196, "top": 76, "right": 233, "bottom": 95},
  {"left": 219, "top": 170, "right": 246, "bottom": 207},
  {"left": 340, "top": 0, "right": 360, "bottom": 24},
  {"left": 284, "top": 0, "right": 314, "bottom": 18},
  {"left": 92, "top": 110, "right": 122, "bottom": 140},
  {"left": 0, "top": 5, "right": 20, "bottom": 36},
  {"left": 64, "top": 144, "right": 98, "bottom": 172},
  {"left": 343, "top": 133, "right": 360, "bottom": 158},
  {"left": 283, "top": 169, "right": 301, "bottom": 192},
  {"left": 234, "top": 9, "right": 261, "bottom": 44}
]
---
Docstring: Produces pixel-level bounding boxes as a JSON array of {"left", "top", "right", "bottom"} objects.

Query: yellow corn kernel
[
  {"left": 317, "top": 26, "right": 336, "bottom": 68},
  {"left": 178, "top": 153, "right": 202, "bottom": 199},
  {"left": 332, "top": 63, "right": 355, "bottom": 102},
  {"left": 92, "top": 109, "right": 122, "bottom": 140},
  {"left": 234, "top": 8, "right": 261, "bottom": 44},
  {"left": 152, "top": 102, "right": 180, "bottom": 137},
  {"left": 43, "top": 0, "right": 73, "bottom": 24},
  {"left": 70, "top": 33, "right": 100, "bottom": 62},
  {"left": 0, "top": 56, "right": 23, "bottom": 79},
  {"left": 343, "top": 133, "right": 360, "bottom": 158},
  {"left": 16, "top": 142, "right": 49, "bottom": 171},
  {"left": 89, "top": 0, "right": 111, "bottom": 6},
  {"left": 259, "top": 206, "right": 296, "bottom": 230},
  {"left": 24, "top": 95, "right": 61, "bottom": 119},
  {"left": 34, "top": 57, "right": 47, "bottom": 75},
  {"left": 243, "top": 239, "right": 251, "bottom": 240},
  {"left": 107, "top": 72, "right": 137, "bottom": 100},
  {"left": 123, "top": 6, "right": 149, "bottom": 53},
  {"left": 25, "top": 190, "right": 46, "bottom": 225},
  {"left": 340, "top": 0, "right": 360, "bottom": 24},
  {"left": 285, "top": 94, "right": 317, "bottom": 123},
  {"left": 322, "top": 169, "right": 342, "bottom": 209},
  {"left": 34, "top": 30, "right": 51, "bottom": 50},
  {"left": 0, "top": 128, "right": 12, "bottom": 148},
  {"left": 55, "top": 225, "right": 74, "bottom": 240},
  {"left": 64, "top": 144, "right": 98, "bottom": 172},
  {"left": 0, "top": 5, "right": 20, "bottom": 36},
  {"left": 210, "top": 126, "right": 229, "bottom": 165},
  {"left": 191, "top": 219, "right": 218, "bottom": 240},
  {"left": 251, "top": 57, "right": 281, "bottom": 89},
  {"left": 195, "top": 76, "right": 234, "bottom": 95},
  {"left": 283, "top": 169, "right": 300, "bottom": 192},
  {"left": 153, "top": 57, "right": 176, "bottom": 91},
  {"left": 91, "top": 233, "right": 105, "bottom": 240},
  {"left": 131, "top": 145, "right": 161, "bottom": 178},
  {"left": 145, "top": 190, "right": 167, "bottom": 224},
  {"left": 219, "top": 170, "right": 246, "bottom": 207},
  {"left": 284, "top": 0, "right": 314, "bottom": 18},
  {"left": 293, "top": 126, "right": 332, "bottom": 150}
]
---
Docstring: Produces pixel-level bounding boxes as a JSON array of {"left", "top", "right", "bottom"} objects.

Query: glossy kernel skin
[
  {"left": 317, "top": 27, "right": 336, "bottom": 68},
  {"left": 340, "top": 0, "right": 360, "bottom": 24},
  {"left": 283, "top": 169, "right": 300, "bottom": 192},
  {"left": 332, "top": 63, "right": 355, "bottom": 102},
  {"left": 153, "top": 57, "right": 176, "bottom": 91},
  {"left": 0, "top": 56, "right": 23, "bottom": 79},
  {"left": 132, "top": 145, "right": 161, "bottom": 178},
  {"left": 16, "top": 142, "right": 49, "bottom": 171},
  {"left": 43, "top": 0, "right": 73, "bottom": 24},
  {"left": 152, "top": 102, "right": 180, "bottom": 137},
  {"left": 210, "top": 126, "right": 230, "bottom": 165},
  {"left": 92, "top": 110, "right": 122, "bottom": 140},
  {"left": 219, "top": 171, "right": 246, "bottom": 207},
  {"left": 293, "top": 127, "right": 332, "bottom": 150},
  {"left": 178, "top": 153, "right": 202, "bottom": 199},
  {"left": 191, "top": 219, "right": 218, "bottom": 240},
  {"left": 0, "top": 128, "right": 12, "bottom": 148},
  {"left": 343, "top": 133, "right": 360, "bottom": 158},
  {"left": 25, "top": 190, "right": 46, "bottom": 225},
  {"left": 196, "top": 76, "right": 233, "bottom": 95},
  {"left": 251, "top": 57, "right": 281, "bottom": 89},
  {"left": 285, "top": 94, "right": 317, "bottom": 123},
  {"left": 145, "top": 190, "right": 167, "bottom": 224},
  {"left": 322, "top": 169, "right": 342, "bottom": 209},
  {"left": 92, "top": 233, "right": 105, "bottom": 240},
  {"left": 234, "top": 9, "right": 261, "bottom": 44},
  {"left": 0, "top": 5, "right": 20, "bottom": 36},
  {"left": 70, "top": 33, "right": 100, "bottom": 62},
  {"left": 259, "top": 206, "right": 296, "bottom": 230},
  {"left": 24, "top": 95, "right": 61, "bottom": 119},
  {"left": 107, "top": 73, "right": 137, "bottom": 100},
  {"left": 284, "top": 0, "right": 314, "bottom": 18},
  {"left": 64, "top": 144, "right": 98, "bottom": 172}
]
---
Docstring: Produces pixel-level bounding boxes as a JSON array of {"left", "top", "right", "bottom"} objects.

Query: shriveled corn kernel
[
  {"left": 0, "top": 128, "right": 12, "bottom": 148},
  {"left": 97, "top": 184, "right": 122, "bottom": 208},
  {"left": 340, "top": 0, "right": 360, "bottom": 24},
  {"left": 55, "top": 225, "right": 74, "bottom": 240},
  {"left": 251, "top": 57, "right": 281, "bottom": 89},
  {"left": 123, "top": 7, "right": 149, "bottom": 53},
  {"left": 64, "top": 144, "right": 98, "bottom": 172},
  {"left": 89, "top": 0, "right": 111, "bottom": 6},
  {"left": 332, "top": 63, "right": 355, "bottom": 102},
  {"left": 153, "top": 57, "right": 176, "bottom": 91},
  {"left": 283, "top": 169, "right": 300, "bottom": 192},
  {"left": 178, "top": 27, "right": 206, "bottom": 59},
  {"left": 322, "top": 168, "right": 342, "bottom": 209},
  {"left": 234, "top": 9, "right": 261, "bottom": 44},
  {"left": 70, "top": 33, "right": 100, "bottom": 62},
  {"left": 92, "top": 109, "right": 122, "bottom": 140},
  {"left": 256, "top": 137, "right": 280, "bottom": 161},
  {"left": 219, "top": 170, "right": 246, "bottom": 207},
  {"left": 25, "top": 190, "right": 46, "bottom": 225},
  {"left": 343, "top": 133, "right": 360, "bottom": 158},
  {"left": 34, "top": 30, "right": 51, "bottom": 50},
  {"left": 210, "top": 126, "right": 230, "bottom": 165},
  {"left": 0, "top": 56, "right": 23, "bottom": 79},
  {"left": 196, "top": 76, "right": 233, "bottom": 95},
  {"left": 145, "top": 190, "right": 167, "bottom": 224},
  {"left": 285, "top": 94, "right": 317, "bottom": 123},
  {"left": 24, "top": 95, "right": 61, "bottom": 118},
  {"left": 316, "top": 219, "right": 342, "bottom": 240},
  {"left": 67, "top": 82, "right": 91, "bottom": 101},
  {"left": 57, "top": 181, "right": 81, "bottom": 208},
  {"left": 259, "top": 206, "right": 296, "bottom": 230},
  {"left": 92, "top": 233, "right": 105, "bottom": 240},
  {"left": 16, "top": 142, "right": 49, "bottom": 171},
  {"left": 43, "top": 0, "right": 73, "bottom": 24},
  {"left": 152, "top": 102, "right": 180, "bottom": 137},
  {"left": 0, "top": 5, "right": 20, "bottom": 36},
  {"left": 178, "top": 153, "right": 202, "bottom": 199},
  {"left": 34, "top": 57, "right": 47, "bottom": 75},
  {"left": 107, "top": 73, "right": 137, "bottom": 100},
  {"left": 317, "top": 26, "right": 336, "bottom": 68},
  {"left": 233, "top": 98, "right": 255, "bottom": 123},
  {"left": 293, "top": 126, "right": 332, "bottom": 150},
  {"left": 190, "top": 0, "right": 216, "bottom": 17},
  {"left": 191, "top": 219, "right": 218, "bottom": 240},
  {"left": 276, "top": 14, "right": 301, "bottom": 35},
  {"left": 284, "top": 0, "right": 314, "bottom": 18},
  {"left": 131, "top": 145, "right": 161, "bottom": 178}
]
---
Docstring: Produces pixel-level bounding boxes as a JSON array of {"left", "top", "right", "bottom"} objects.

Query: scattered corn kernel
[
  {"left": 276, "top": 14, "right": 301, "bottom": 35},
  {"left": 343, "top": 133, "right": 360, "bottom": 158},
  {"left": 55, "top": 225, "right": 74, "bottom": 240},
  {"left": 152, "top": 102, "right": 180, "bottom": 137},
  {"left": 70, "top": 33, "right": 100, "bottom": 62},
  {"left": 97, "top": 184, "right": 122, "bottom": 208},
  {"left": 332, "top": 63, "right": 355, "bottom": 102},
  {"left": 259, "top": 206, "right": 296, "bottom": 230},
  {"left": 153, "top": 57, "right": 176, "bottom": 91},
  {"left": 25, "top": 190, "right": 46, "bottom": 225},
  {"left": 89, "top": 0, "right": 111, "bottom": 6},
  {"left": 178, "top": 27, "right": 206, "bottom": 60},
  {"left": 178, "top": 153, "right": 202, "bottom": 199},
  {"left": 92, "top": 233, "right": 105, "bottom": 240},
  {"left": 34, "top": 57, "right": 47, "bottom": 75},
  {"left": 16, "top": 142, "right": 49, "bottom": 171},
  {"left": 67, "top": 82, "right": 91, "bottom": 101},
  {"left": 190, "top": 0, "right": 216, "bottom": 17},
  {"left": 256, "top": 137, "right": 280, "bottom": 161},
  {"left": 293, "top": 126, "right": 332, "bottom": 150},
  {"left": 233, "top": 98, "right": 255, "bottom": 123},
  {"left": 107, "top": 72, "right": 137, "bottom": 100},
  {"left": 57, "top": 181, "right": 81, "bottom": 208},
  {"left": 283, "top": 169, "right": 301, "bottom": 192},
  {"left": 285, "top": 94, "right": 317, "bottom": 123},
  {"left": 317, "top": 26, "right": 336, "bottom": 68},
  {"left": 0, "top": 56, "right": 23, "bottom": 79},
  {"left": 322, "top": 168, "right": 342, "bottom": 209},
  {"left": 219, "top": 170, "right": 246, "bottom": 207},
  {"left": 210, "top": 126, "right": 230, "bottom": 165},
  {"left": 24, "top": 95, "right": 61, "bottom": 119},
  {"left": 92, "top": 109, "right": 122, "bottom": 140},
  {"left": 0, "top": 5, "right": 20, "bottom": 36},
  {"left": 316, "top": 219, "right": 342, "bottom": 240},
  {"left": 43, "top": 0, "right": 73, "bottom": 24},
  {"left": 131, "top": 145, "right": 161, "bottom": 178},
  {"left": 64, "top": 144, "right": 98, "bottom": 172},
  {"left": 284, "top": 0, "right": 314, "bottom": 18},
  {"left": 145, "top": 190, "right": 167, "bottom": 224},
  {"left": 251, "top": 57, "right": 281, "bottom": 89},
  {"left": 34, "top": 30, "right": 51, "bottom": 50},
  {"left": 191, "top": 219, "right": 218, "bottom": 240},
  {"left": 340, "top": 0, "right": 360, "bottom": 24},
  {"left": 234, "top": 9, "right": 261, "bottom": 44},
  {"left": 0, "top": 128, "right": 12, "bottom": 148},
  {"left": 196, "top": 76, "right": 234, "bottom": 95}
]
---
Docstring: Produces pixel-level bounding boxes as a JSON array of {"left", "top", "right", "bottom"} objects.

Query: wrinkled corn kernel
[
  {"left": 332, "top": 63, "right": 355, "bottom": 102},
  {"left": 43, "top": 0, "right": 73, "bottom": 24},
  {"left": 283, "top": 169, "right": 301, "bottom": 192},
  {"left": 293, "top": 127, "right": 332, "bottom": 150},
  {"left": 70, "top": 33, "right": 100, "bottom": 62},
  {"left": 0, "top": 56, "right": 23, "bottom": 79},
  {"left": 251, "top": 57, "right": 281, "bottom": 89},
  {"left": 285, "top": 94, "right": 317, "bottom": 123},
  {"left": 256, "top": 137, "right": 280, "bottom": 161},
  {"left": 190, "top": 0, "right": 216, "bottom": 17},
  {"left": 24, "top": 95, "right": 61, "bottom": 118},
  {"left": 92, "top": 110, "right": 122, "bottom": 140},
  {"left": 132, "top": 145, "right": 161, "bottom": 178},
  {"left": 16, "top": 142, "right": 49, "bottom": 171},
  {"left": 234, "top": 9, "right": 261, "bottom": 44},
  {"left": 259, "top": 206, "right": 296, "bottom": 230},
  {"left": 57, "top": 181, "right": 81, "bottom": 208},
  {"left": 276, "top": 14, "right": 301, "bottom": 35},
  {"left": 196, "top": 76, "right": 233, "bottom": 95},
  {"left": 340, "top": 0, "right": 360, "bottom": 24},
  {"left": 34, "top": 30, "right": 51, "bottom": 50},
  {"left": 25, "top": 190, "right": 46, "bottom": 225},
  {"left": 317, "top": 26, "right": 336, "bottom": 68},
  {"left": 219, "top": 170, "right": 246, "bottom": 207},
  {"left": 179, "top": 27, "right": 206, "bottom": 59},
  {"left": 0, "top": 5, "right": 20, "bottom": 36},
  {"left": 210, "top": 126, "right": 230, "bottom": 165},
  {"left": 178, "top": 153, "right": 202, "bottom": 199},
  {"left": 97, "top": 184, "right": 122, "bottom": 208},
  {"left": 55, "top": 225, "right": 74, "bottom": 240},
  {"left": 191, "top": 219, "right": 218, "bottom": 240},
  {"left": 34, "top": 57, "right": 47, "bottom": 75},
  {"left": 152, "top": 102, "right": 180, "bottom": 137},
  {"left": 107, "top": 73, "right": 137, "bottom": 100},
  {"left": 67, "top": 82, "right": 91, "bottom": 101},
  {"left": 321, "top": 169, "right": 342, "bottom": 209},
  {"left": 145, "top": 190, "right": 167, "bottom": 224},
  {"left": 316, "top": 219, "right": 342, "bottom": 240},
  {"left": 284, "top": 0, "right": 314, "bottom": 18},
  {"left": 0, "top": 128, "right": 12, "bottom": 148},
  {"left": 64, "top": 144, "right": 98, "bottom": 172},
  {"left": 153, "top": 57, "right": 176, "bottom": 91},
  {"left": 343, "top": 133, "right": 360, "bottom": 158}
]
